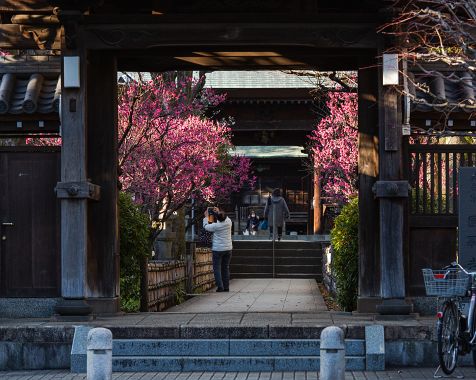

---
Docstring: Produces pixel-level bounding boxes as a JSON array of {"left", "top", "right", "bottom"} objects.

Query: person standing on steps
[
  {"left": 203, "top": 207, "right": 233, "bottom": 292},
  {"left": 264, "top": 188, "right": 290, "bottom": 241}
]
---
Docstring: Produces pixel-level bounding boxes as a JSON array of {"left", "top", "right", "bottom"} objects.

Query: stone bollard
[
  {"left": 87, "top": 328, "right": 112, "bottom": 380},
  {"left": 320, "top": 326, "right": 345, "bottom": 380}
]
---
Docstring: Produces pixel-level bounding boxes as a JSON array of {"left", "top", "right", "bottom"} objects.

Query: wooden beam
[
  {"left": 86, "top": 51, "right": 119, "bottom": 313},
  {"left": 357, "top": 66, "right": 380, "bottom": 312},
  {"left": 82, "top": 22, "right": 377, "bottom": 50},
  {"left": 0, "top": 24, "right": 61, "bottom": 49},
  {"left": 375, "top": 42, "right": 412, "bottom": 315}
]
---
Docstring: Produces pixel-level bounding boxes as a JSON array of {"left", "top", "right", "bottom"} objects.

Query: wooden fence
[{"left": 147, "top": 245, "right": 214, "bottom": 311}]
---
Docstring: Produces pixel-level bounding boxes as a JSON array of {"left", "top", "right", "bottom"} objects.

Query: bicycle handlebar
[{"left": 444, "top": 262, "right": 476, "bottom": 275}]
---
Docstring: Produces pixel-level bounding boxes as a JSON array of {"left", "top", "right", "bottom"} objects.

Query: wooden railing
[
  {"left": 147, "top": 245, "right": 214, "bottom": 311},
  {"left": 408, "top": 144, "right": 476, "bottom": 216}
]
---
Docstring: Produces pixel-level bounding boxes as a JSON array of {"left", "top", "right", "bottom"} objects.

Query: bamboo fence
[{"left": 147, "top": 246, "right": 215, "bottom": 311}]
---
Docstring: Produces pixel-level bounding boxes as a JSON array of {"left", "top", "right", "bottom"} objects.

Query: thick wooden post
[
  {"left": 357, "top": 67, "right": 381, "bottom": 313},
  {"left": 375, "top": 53, "right": 412, "bottom": 315},
  {"left": 55, "top": 41, "right": 92, "bottom": 316},
  {"left": 313, "top": 170, "right": 322, "bottom": 234},
  {"left": 86, "top": 51, "right": 120, "bottom": 313}
]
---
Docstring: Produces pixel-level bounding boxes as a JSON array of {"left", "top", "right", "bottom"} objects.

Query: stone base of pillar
[
  {"left": 356, "top": 296, "right": 382, "bottom": 313},
  {"left": 87, "top": 297, "right": 121, "bottom": 315},
  {"left": 54, "top": 298, "right": 93, "bottom": 320},
  {"left": 376, "top": 298, "right": 413, "bottom": 315}
]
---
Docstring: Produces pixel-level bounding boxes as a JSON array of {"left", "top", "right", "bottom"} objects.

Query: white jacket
[{"left": 203, "top": 217, "right": 233, "bottom": 251}]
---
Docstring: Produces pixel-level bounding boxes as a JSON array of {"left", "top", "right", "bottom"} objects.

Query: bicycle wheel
[{"left": 438, "top": 301, "right": 459, "bottom": 374}]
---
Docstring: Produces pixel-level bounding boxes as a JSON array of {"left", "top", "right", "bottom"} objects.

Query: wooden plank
[
  {"left": 438, "top": 152, "right": 442, "bottom": 214},
  {"left": 86, "top": 51, "right": 119, "bottom": 304},
  {"left": 82, "top": 22, "right": 377, "bottom": 50},
  {"left": 445, "top": 152, "right": 450, "bottom": 214},
  {"left": 377, "top": 46, "right": 407, "bottom": 304},
  {"left": 59, "top": 44, "right": 88, "bottom": 299},
  {"left": 415, "top": 152, "right": 420, "bottom": 214},
  {"left": 357, "top": 66, "right": 380, "bottom": 304},
  {"left": 430, "top": 152, "right": 434, "bottom": 213},
  {"left": 0, "top": 24, "right": 60, "bottom": 49},
  {"left": 383, "top": 87, "right": 398, "bottom": 151}
]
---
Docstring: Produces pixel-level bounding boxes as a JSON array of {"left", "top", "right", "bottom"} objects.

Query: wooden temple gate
[{"left": 0, "top": 0, "right": 472, "bottom": 316}]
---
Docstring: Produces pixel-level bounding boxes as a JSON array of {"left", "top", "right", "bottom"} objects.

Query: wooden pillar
[
  {"left": 357, "top": 67, "right": 381, "bottom": 313},
  {"left": 55, "top": 40, "right": 92, "bottom": 316},
  {"left": 86, "top": 51, "right": 120, "bottom": 313},
  {"left": 313, "top": 170, "right": 322, "bottom": 234},
  {"left": 375, "top": 51, "right": 412, "bottom": 315}
]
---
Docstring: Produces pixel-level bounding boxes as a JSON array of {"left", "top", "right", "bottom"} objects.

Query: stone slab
[
  {"left": 70, "top": 326, "right": 92, "bottom": 373},
  {"left": 113, "top": 339, "right": 229, "bottom": 356},
  {"left": 365, "top": 325, "right": 385, "bottom": 371},
  {"left": 111, "top": 356, "right": 366, "bottom": 372}
]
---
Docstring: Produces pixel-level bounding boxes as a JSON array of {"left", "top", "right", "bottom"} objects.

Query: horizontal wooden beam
[
  {"left": 82, "top": 22, "right": 377, "bottom": 50},
  {"left": 118, "top": 51, "right": 375, "bottom": 71},
  {"left": 233, "top": 120, "right": 314, "bottom": 131},
  {"left": 0, "top": 55, "right": 60, "bottom": 73}
]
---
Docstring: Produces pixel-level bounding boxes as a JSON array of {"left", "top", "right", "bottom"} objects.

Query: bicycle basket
[{"left": 422, "top": 268, "right": 469, "bottom": 297}]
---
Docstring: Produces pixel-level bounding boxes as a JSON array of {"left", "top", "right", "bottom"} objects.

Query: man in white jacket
[{"left": 203, "top": 207, "right": 233, "bottom": 292}]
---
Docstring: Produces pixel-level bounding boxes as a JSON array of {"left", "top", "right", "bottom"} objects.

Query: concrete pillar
[
  {"left": 87, "top": 328, "right": 112, "bottom": 380},
  {"left": 320, "top": 326, "right": 345, "bottom": 380}
]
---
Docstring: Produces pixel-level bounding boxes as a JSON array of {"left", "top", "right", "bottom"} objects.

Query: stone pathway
[
  {"left": 168, "top": 279, "right": 327, "bottom": 313},
  {"left": 2, "top": 369, "right": 476, "bottom": 379}
]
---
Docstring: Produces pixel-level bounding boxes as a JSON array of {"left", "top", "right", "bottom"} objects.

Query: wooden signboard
[{"left": 458, "top": 167, "right": 476, "bottom": 270}]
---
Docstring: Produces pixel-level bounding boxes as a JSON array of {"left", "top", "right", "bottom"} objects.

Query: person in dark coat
[
  {"left": 264, "top": 188, "right": 290, "bottom": 241},
  {"left": 246, "top": 210, "right": 260, "bottom": 235}
]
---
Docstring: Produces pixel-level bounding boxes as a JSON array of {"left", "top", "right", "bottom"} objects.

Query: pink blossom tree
[
  {"left": 118, "top": 73, "right": 253, "bottom": 241},
  {"left": 308, "top": 91, "right": 358, "bottom": 205}
]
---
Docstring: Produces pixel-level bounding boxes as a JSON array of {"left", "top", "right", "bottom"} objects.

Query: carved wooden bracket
[
  {"left": 372, "top": 180, "right": 410, "bottom": 198},
  {"left": 55, "top": 181, "right": 101, "bottom": 200}
]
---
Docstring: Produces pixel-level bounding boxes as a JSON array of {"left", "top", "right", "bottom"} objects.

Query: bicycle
[{"left": 423, "top": 262, "right": 476, "bottom": 375}]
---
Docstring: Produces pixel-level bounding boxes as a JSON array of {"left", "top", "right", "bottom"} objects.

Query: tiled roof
[
  {"left": 410, "top": 70, "right": 476, "bottom": 113},
  {"left": 204, "top": 71, "right": 316, "bottom": 89},
  {"left": 0, "top": 73, "right": 60, "bottom": 114}
]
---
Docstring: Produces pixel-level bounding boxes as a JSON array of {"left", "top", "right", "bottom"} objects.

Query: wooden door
[{"left": 0, "top": 148, "right": 60, "bottom": 297}]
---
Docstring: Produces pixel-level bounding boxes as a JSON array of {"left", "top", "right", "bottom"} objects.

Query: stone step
[
  {"left": 112, "top": 355, "right": 365, "bottom": 372},
  {"left": 233, "top": 241, "right": 324, "bottom": 250},
  {"left": 112, "top": 339, "right": 365, "bottom": 357},
  {"left": 230, "top": 264, "right": 321, "bottom": 275},
  {"left": 231, "top": 256, "right": 321, "bottom": 266},
  {"left": 231, "top": 273, "right": 322, "bottom": 279},
  {"left": 232, "top": 249, "right": 323, "bottom": 258}
]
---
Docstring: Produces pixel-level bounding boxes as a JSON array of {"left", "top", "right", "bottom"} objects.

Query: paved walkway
[
  {"left": 169, "top": 279, "right": 327, "bottom": 313},
  {"left": 2, "top": 369, "right": 476, "bottom": 380}
]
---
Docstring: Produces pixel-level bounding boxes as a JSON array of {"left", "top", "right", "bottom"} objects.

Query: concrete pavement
[{"left": 168, "top": 279, "right": 326, "bottom": 313}]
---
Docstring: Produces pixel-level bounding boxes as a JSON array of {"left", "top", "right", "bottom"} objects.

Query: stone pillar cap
[
  {"left": 320, "top": 326, "right": 345, "bottom": 350},
  {"left": 87, "top": 327, "right": 112, "bottom": 350}
]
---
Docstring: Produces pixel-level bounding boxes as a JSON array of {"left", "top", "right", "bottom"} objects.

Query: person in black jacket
[{"left": 246, "top": 210, "right": 260, "bottom": 235}]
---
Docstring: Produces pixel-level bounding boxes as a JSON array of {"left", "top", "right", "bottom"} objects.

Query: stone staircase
[
  {"left": 231, "top": 241, "right": 323, "bottom": 279},
  {"left": 71, "top": 325, "right": 384, "bottom": 373},
  {"left": 112, "top": 339, "right": 365, "bottom": 371}
]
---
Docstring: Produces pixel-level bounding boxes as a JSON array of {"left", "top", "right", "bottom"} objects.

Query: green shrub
[
  {"left": 119, "top": 192, "right": 150, "bottom": 312},
  {"left": 330, "top": 197, "right": 359, "bottom": 311}
]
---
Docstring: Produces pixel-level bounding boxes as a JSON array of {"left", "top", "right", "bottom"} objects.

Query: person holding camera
[{"left": 203, "top": 207, "right": 233, "bottom": 292}]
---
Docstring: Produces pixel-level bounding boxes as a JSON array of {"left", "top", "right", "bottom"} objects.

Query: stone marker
[
  {"left": 71, "top": 325, "right": 93, "bottom": 373},
  {"left": 459, "top": 167, "right": 476, "bottom": 270},
  {"left": 365, "top": 325, "right": 385, "bottom": 371},
  {"left": 320, "top": 326, "right": 345, "bottom": 380},
  {"left": 87, "top": 327, "right": 112, "bottom": 380}
]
